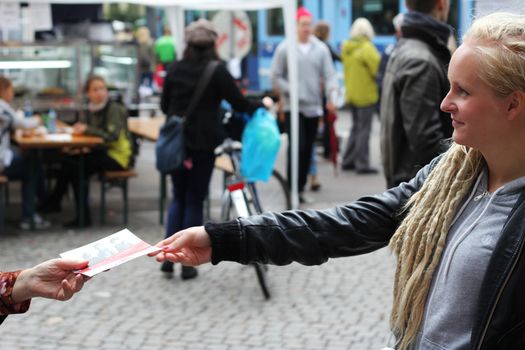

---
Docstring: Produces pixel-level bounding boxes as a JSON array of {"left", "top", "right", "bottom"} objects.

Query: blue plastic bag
[{"left": 240, "top": 108, "right": 281, "bottom": 182}]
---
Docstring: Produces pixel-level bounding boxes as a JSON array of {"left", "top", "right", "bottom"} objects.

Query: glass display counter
[{"left": 0, "top": 42, "right": 138, "bottom": 120}]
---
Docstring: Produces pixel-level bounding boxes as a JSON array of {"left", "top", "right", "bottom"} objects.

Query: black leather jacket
[{"left": 206, "top": 159, "right": 525, "bottom": 349}]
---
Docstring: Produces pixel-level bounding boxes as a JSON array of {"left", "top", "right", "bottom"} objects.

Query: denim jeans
[
  {"left": 3, "top": 146, "right": 47, "bottom": 218},
  {"left": 165, "top": 150, "right": 215, "bottom": 238}
]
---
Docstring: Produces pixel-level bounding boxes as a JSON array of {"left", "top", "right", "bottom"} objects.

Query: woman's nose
[{"left": 440, "top": 92, "right": 454, "bottom": 113}]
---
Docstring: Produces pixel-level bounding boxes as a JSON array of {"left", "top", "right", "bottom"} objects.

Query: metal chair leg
[
  {"left": 123, "top": 180, "right": 128, "bottom": 224},
  {"left": 100, "top": 179, "right": 106, "bottom": 225}
]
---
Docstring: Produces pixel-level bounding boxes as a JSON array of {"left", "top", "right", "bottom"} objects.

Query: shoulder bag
[{"left": 155, "top": 61, "right": 219, "bottom": 174}]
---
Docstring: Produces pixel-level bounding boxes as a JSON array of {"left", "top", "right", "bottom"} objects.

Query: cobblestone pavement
[{"left": 0, "top": 114, "right": 397, "bottom": 349}]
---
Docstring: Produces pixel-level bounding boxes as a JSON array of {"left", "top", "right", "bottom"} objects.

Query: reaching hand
[
  {"left": 12, "top": 259, "right": 89, "bottom": 303},
  {"left": 326, "top": 101, "right": 337, "bottom": 114},
  {"left": 150, "top": 226, "right": 212, "bottom": 266}
]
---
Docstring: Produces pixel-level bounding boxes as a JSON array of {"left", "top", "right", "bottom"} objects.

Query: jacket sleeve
[
  {"left": 215, "top": 65, "right": 261, "bottom": 115},
  {"left": 363, "top": 43, "right": 381, "bottom": 79},
  {"left": 270, "top": 43, "right": 290, "bottom": 95},
  {"left": 0, "top": 271, "right": 31, "bottom": 323},
  {"left": 206, "top": 158, "right": 438, "bottom": 266},
  {"left": 85, "top": 103, "right": 127, "bottom": 142},
  {"left": 398, "top": 58, "right": 447, "bottom": 163}
]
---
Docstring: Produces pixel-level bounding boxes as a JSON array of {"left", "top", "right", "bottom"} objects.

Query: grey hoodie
[
  {"left": 0, "top": 99, "right": 39, "bottom": 173},
  {"left": 412, "top": 167, "right": 525, "bottom": 349},
  {"left": 270, "top": 35, "right": 338, "bottom": 117}
]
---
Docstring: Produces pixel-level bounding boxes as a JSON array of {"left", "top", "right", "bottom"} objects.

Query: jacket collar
[{"left": 402, "top": 11, "right": 452, "bottom": 64}]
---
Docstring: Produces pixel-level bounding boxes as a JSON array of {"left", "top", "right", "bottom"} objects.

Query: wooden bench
[
  {"left": 0, "top": 175, "right": 7, "bottom": 229},
  {"left": 99, "top": 170, "right": 137, "bottom": 225}
]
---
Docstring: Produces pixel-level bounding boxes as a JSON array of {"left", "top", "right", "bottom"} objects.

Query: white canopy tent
[{"left": 2, "top": 0, "right": 301, "bottom": 208}]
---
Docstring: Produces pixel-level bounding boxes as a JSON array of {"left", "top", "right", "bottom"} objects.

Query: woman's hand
[
  {"left": 262, "top": 96, "right": 274, "bottom": 109},
  {"left": 11, "top": 259, "right": 89, "bottom": 303},
  {"left": 72, "top": 123, "right": 87, "bottom": 135},
  {"left": 149, "top": 226, "right": 212, "bottom": 266}
]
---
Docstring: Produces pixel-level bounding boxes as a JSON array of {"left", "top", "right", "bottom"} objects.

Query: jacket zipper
[{"left": 475, "top": 231, "right": 525, "bottom": 350}]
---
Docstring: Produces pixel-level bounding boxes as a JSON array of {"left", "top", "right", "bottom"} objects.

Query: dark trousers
[
  {"left": 3, "top": 147, "right": 47, "bottom": 218},
  {"left": 342, "top": 105, "right": 375, "bottom": 171},
  {"left": 165, "top": 150, "right": 215, "bottom": 238},
  {"left": 285, "top": 113, "right": 320, "bottom": 193},
  {"left": 48, "top": 150, "right": 123, "bottom": 218}
]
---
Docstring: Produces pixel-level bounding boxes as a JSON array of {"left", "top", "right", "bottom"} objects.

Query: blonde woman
[
  {"left": 341, "top": 18, "right": 381, "bottom": 174},
  {"left": 152, "top": 13, "right": 525, "bottom": 350}
]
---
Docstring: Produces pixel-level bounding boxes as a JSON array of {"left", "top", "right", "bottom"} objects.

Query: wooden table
[
  {"left": 13, "top": 131, "right": 103, "bottom": 229},
  {"left": 128, "top": 116, "right": 165, "bottom": 142}
]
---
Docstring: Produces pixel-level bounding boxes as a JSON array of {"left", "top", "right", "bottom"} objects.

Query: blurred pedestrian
[
  {"left": 341, "top": 18, "right": 381, "bottom": 174},
  {"left": 376, "top": 12, "right": 404, "bottom": 108},
  {"left": 159, "top": 19, "right": 265, "bottom": 280},
  {"left": 380, "top": 0, "right": 453, "bottom": 188},
  {"left": 154, "top": 27, "right": 177, "bottom": 89},
  {"left": 310, "top": 21, "right": 341, "bottom": 189},
  {"left": 1, "top": 258, "right": 88, "bottom": 325},
  {"left": 153, "top": 13, "right": 525, "bottom": 349},
  {"left": 135, "top": 26, "right": 155, "bottom": 88},
  {"left": 270, "top": 7, "right": 338, "bottom": 204}
]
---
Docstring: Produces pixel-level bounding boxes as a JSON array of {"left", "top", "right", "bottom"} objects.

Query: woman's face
[
  {"left": 86, "top": 79, "right": 108, "bottom": 105},
  {"left": 1, "top": 85, "right": 14, "bottom": 103},
  {"left": 440, "top": 44, "right": 513, "bottom": 151}
]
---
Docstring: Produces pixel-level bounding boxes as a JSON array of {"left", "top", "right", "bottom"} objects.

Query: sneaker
[
  {"left": 19, "top": 214, "right": 51, "bottom": 230},
  {"left": 181, "top": 266, "right": 198, "bottom": 280},
  {"left": 299, "top": 193, "right": 315, "bottom": 205},
  {"left": 356, "top": 167, "right": 378, "bottom": 175},
  {"left": 309, "top": 176, "right": 322, "bottom": 192}
]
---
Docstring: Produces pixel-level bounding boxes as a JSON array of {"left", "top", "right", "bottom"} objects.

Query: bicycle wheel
[{"left": 251, "top": 169, "right": 291, "bottom": 213}]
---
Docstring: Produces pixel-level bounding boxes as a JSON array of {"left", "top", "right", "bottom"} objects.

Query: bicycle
[{"left": 213, "top": 137, "right": 291, "bottom": 300}]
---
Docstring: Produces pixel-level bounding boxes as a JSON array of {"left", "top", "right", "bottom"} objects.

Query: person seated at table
[
  {"left": 0, "top": 76, "right": 51, "bottom": 230},
  {"left": 1, "top": 258, "right": 88, "bottom": 325},
  {"left": 43, "top": 75, "right": 133, "bottom": 227}
]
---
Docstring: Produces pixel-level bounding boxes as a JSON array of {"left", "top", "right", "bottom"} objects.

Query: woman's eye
[{"left": 458, "top": 87, "right": 469, "bottom": 96}]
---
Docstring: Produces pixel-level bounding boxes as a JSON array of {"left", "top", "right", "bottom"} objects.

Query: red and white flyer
[{"left": 59, "top": 229, "right": 162, "bottom": 277}]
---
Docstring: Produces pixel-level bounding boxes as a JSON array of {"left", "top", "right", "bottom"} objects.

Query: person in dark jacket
[
  {"left": 159, "top": 19, "right": 265, "bottom": 280},
  {"left": 380, "top": 0, "right": 453, "bottom": 188},
  {"left": 43, "top": 75, "right": 133, "bottom": 227},
  {"left": 152, "top": 13, "right": 525, "bottom": 350}
]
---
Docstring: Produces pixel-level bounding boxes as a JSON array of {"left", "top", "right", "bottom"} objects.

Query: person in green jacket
[
  {"left": 155, "top": 27, "right": 177, "bottom": 71},
  {"left": 341, "top": 18, "right": 381, "bottom": 174},
  {"left": 43, "top": 76, "right": 133, "bottom": 227}
]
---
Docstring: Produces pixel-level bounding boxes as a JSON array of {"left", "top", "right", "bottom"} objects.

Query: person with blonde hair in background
[
  {"left": 341, "top": 17, "right": 381, "bottom": 174},
  {"left": 152, "top": 12, "right": 525, "bottom": 350}
]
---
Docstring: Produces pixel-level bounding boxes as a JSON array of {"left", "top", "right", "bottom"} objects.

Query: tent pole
[
  {"left": 283, "top": 1, "right": 299, "bottom": 208},
  {"left": 166, "top": 5, "right": 185, "bottom": 60}
]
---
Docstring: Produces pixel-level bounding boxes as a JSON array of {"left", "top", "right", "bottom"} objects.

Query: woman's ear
[{"left": 507, "top": 91, "right": 525, "bottom": 120}]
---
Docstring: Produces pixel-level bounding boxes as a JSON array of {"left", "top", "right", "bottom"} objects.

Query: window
[
  {"left": 352, "top": 0, "right": 399, "bottom": 36},
  {"left": 267, "top": 8, "right": 284, "bottom": 36}
]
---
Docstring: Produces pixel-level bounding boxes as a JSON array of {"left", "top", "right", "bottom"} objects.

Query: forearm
[{"left": 206, "top": 162, "right": 434, "bottom": 267}]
